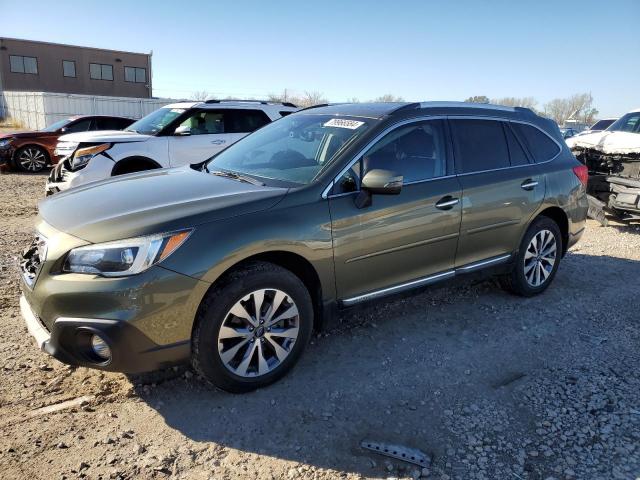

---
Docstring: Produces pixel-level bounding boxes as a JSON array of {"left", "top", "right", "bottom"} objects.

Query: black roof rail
[
  {"left": 389, "top": 102, "right": 420, "bottom": 114},
  {"left": 294, "top": 103, "right": 331, "bottom": 113},
  {"left": 203, "top": 99, "right": 297, "bottom": 108}
]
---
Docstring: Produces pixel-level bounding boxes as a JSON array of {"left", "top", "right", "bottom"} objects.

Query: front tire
[
  {"left": 501, "top": 216, "right": 562, "bottom": 297},
  {"left": 192, "top": 262, "right": 313, "bottom": 393},
  {"left": 14, "top": 146, "right": 48, "bottom": 173}
]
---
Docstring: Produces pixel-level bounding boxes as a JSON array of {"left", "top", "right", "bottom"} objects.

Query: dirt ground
[{"left": 1, "top": 171, "right": 639, "bottom": 480}]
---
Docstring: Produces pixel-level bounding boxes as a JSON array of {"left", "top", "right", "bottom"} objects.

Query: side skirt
[{"left": 340, "top": 253, "right": 512, "bottom": 307}]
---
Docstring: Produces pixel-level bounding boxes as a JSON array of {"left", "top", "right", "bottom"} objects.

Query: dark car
[
  {"left": 0, "top": 115, "right": 134, "bottom": 172},
  {"left": 19, "top": 102, "right": 588, "bottom": 392}
]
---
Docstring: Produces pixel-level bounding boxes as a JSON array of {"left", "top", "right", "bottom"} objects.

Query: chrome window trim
[{"left": 322, "top": 114, "right": 561, "bottom": 199}]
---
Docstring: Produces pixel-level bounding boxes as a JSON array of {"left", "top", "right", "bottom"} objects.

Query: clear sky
[{"left": 2, "top": 0, "right": 638, "bottom": 117}]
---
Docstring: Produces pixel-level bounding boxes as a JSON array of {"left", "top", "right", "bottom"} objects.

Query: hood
[
  {"left": 0, "top": 130, "right": 57, "bottom": 140},
  {"left": 39, "top": 167, "right": 287, "bottom": 243},
  {"left": 57, "top": 130, "right": 152, "bottom": 144},
  {"left": 567, "top": 131, "right": 640, "bottom": 154}
]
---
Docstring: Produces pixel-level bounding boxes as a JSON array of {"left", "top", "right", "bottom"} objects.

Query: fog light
[{"left": 90, "top": 334, "right": 111, "bottom": 361}]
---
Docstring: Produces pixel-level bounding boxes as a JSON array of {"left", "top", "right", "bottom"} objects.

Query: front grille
[{"left": 20, "top": 235, "right": 48, "bottom": 288}]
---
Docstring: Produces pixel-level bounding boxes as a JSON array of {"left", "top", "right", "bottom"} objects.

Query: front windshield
[
  {"left": 125, "top": 107, "right": 186, "bottom": 135},
  {"left": 607, "top": 112, "right": 640, "bottom": 134},
  {"left": 42, "top": 119, "right": 72, "bottom": 132},
  {"left": 207, "top": 114, "right": 375, "bottom": 184}
]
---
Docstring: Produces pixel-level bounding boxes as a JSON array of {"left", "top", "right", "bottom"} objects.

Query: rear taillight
[{"left": 572, "top": 165, "right": 588, "bottom": 186}]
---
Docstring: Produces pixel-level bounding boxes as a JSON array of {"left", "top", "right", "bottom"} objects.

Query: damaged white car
[{"left": 567, "top": 109, "right": 640, "bottom": 222}]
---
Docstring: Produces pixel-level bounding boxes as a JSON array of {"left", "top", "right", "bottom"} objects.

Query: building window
[
  {"left": 89, "top": 63, "right": 113, "bottom": 81},
  {"left": 124, "top": 66, "right": 146, "bottom": 83},
  {"left": 10, "top": 55, "right": 38, "bottom": 74},
  {"left": 62, "top": 60, "right": 76, "bottom": 78}
]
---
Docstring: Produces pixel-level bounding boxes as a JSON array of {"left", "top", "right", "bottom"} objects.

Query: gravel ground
[{"left": 0, "top": 171, "right": 639, "bottom": 480}]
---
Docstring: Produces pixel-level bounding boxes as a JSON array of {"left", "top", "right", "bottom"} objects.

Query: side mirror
[
  {"left": 354, "top": 169, "right": 403, "bottom": 209},
  {"left": 361, "top": 169, "right": 403, "bottom": 195},
  {"left": 174, "top": 125, "right": 191, "bottom": 136}
]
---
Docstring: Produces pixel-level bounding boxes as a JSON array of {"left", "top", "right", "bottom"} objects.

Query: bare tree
[
  {"left": 543, "top": 93, "right": 598, "bottom": 126},
  {"left": 464, "top": 95, "right": 490, "bottom": 104},
  {"left": 374, "top": 94, "right": 405, "bottom": 102},
  {"left": 300, "top": 91, "right": 329, "bottom": 108},
  {"left": 346, "top": 97, "right": 361, "bottom": 103},
  {"left": 192, "top": 90, "right": 212, "bottom": 101},
  {"left": 491, "top": 96, "right": 538, "bottom": 110}
]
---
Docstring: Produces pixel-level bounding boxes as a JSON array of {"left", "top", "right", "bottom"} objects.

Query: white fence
[{"left": 0, "top": 91, "right": 181, "bottom": 130}]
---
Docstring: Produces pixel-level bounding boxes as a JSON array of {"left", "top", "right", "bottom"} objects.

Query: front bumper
[
  {"left": 20, "top": 262, "right": 209, "bottom": 373},
  {"left": 45, "top": 154, "right": 114, "bottom": 195},
  {"left": 20, "top": 295, "right": 191, "bottom": 372},
  {"left": 0, "top": 147, "right": 15, "bottom": 166}
]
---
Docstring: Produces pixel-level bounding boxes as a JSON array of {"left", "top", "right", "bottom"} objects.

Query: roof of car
[{"left": 301, "top": 101, "right": 537, "bottom": 120}]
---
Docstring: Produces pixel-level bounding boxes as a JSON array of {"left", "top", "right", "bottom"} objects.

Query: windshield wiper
[{"left": 210, "top": 170, "right": 265, "bottom": 186}]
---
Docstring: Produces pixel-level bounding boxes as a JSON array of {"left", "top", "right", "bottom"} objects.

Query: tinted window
[
  {"left": 279, "top": 111, "right": 294, "bottom": 117},
  {"left": 362, "top": 120, "right": 448, "bottom": 183},
  {"left": 512, "top": 123, "right": 560, "bottom": 163},
  {"left": 63, "top": 60, "right": 76, "bottom": 78},
  {"left": 228, "top": 110, "right": 271, "bottom": 133},
  {"left": 590, "top": 119, "right": 615, "bottom": 130},
  {"left": 65, "top": 119, "right": 93, "bottom": 133},
  {"left": 504, "top": 123, "right": 529, "bottom": 166},
  {"left": 94, "top": 117, "right": 132, "bottom": 130},
  {"left": 451, "top": 120, "right": 510, "bottom": 173}
]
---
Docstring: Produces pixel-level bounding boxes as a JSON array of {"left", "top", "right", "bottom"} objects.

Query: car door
[
  {"left": 167, "top": 109, "right": 271, "bottom": 166},
  {"left": 450, "top": 118, "right": 545, "bottom": 268},
  {"left": 328, "top": 119, "right": 463, "bottom": 302}
]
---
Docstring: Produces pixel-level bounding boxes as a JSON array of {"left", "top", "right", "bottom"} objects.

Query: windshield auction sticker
[{"left": 323, "top": 118, "right": 365, "bottom": 129}]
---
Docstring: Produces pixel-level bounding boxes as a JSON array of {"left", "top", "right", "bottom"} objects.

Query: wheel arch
[
  {"left": 195, "top": 250, "right": 325, "bottom": 333},
  {"left": 535, "top": 206, "right": 569, "bottom": 256},
  {"left": 111, "top": 155, "right": 162, "bottom": 176}
]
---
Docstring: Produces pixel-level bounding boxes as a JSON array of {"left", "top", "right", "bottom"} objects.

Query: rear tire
[
  {"left": 192, "top": 262, "right": 313, "bottom": 393},
  {"left": 501, "top": 216, "right": 562, "bottom": 297}
]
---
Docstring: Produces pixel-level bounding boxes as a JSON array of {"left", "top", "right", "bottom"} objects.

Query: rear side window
[
  {"left": 65, "top": 119, "right": 93, "bottom": 133},
  {"left": 279, "top": 111, "right": 294, "bottom": 117},
  {"left": 450, "top": 119, "right": 510, "bottom": 173},
  {"left": 228, "top": 110, "right": 271, "bottom": 133},
  {"left": 512, "top": 123, "right": 560, "bottom": 163},
  {"left": 504, "top": 123, "right": 529, "bottom": 166}
]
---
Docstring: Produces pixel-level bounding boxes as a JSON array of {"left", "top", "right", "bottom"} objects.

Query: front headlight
[
  {"left": 71, "top": 143, "right": 111, "bottom": 169},
  {"left": 0, "top": 138, "right": 14, "bottom": 149},
  {"left": 63, "top": 230, "right": 192, "bottom": 277}
]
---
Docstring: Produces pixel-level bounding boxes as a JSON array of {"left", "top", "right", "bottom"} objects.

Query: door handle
[
  {"left": 211, "top": 139, "right": 226, "bottom": 145},
  {"left": 435, "top": 196, "right": 460, "bottom": 210},
  {"left": 521, "top": 179, "right": 539, "bottom": 190}
]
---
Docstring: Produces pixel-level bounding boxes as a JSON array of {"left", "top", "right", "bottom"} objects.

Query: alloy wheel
[
  {"left": 524, "top": 229, "right": 557, "bottom": 287},
  {"left": 18, "top": 148, "right": 47, "bottom": 172},
  {"left": 217, "top": 288, "right": 300, "bottom": 378}
]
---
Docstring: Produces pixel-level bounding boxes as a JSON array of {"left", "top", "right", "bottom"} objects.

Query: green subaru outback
[{"left": 19, "top": 102, "right": 588, "bottom": 392}]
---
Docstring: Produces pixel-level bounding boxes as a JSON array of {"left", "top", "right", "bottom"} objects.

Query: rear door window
[
  {"left": 512, "top": 123, "right": 560, "bottom": 163},
  {"left": 94, "top": 117, "right": 132, "bottom": 130},
  {"left": 228, "top": 109, "right": 271, "bottom": 133},
  {"left": 450, "top": 119, "right": 510, "bottom": 173}
]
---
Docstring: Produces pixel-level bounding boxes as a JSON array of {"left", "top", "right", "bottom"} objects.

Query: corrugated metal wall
[{"left": 0, "top": 91, "right": 180, "bottom": 129}]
